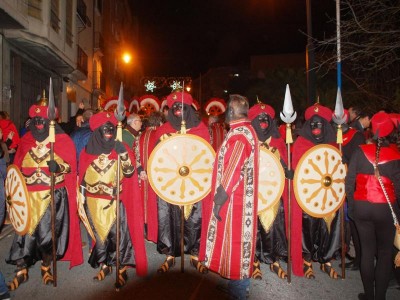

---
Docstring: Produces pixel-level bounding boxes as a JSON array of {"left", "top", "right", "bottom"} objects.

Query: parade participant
[
  {"left": 122, "top": 113, "right": 142, "bottom": 149},
  {"left": 291, "top": 103, "right": 341, "bottom": 279},
  {"left": 6, "top": 102, "right": 82, "bottom": 290},
  {"left": 346, "top": 112, "right": 400, "bottom": 300},
  {"left": 337, "top": 109, "right": 366, "bottom": 271},
  {"left": 138, "top": 111, "right": 165, "bottom": 242},
  {"left": 149, "top": 90, "right": 210, "bottom": 273},
  {"left": 122, "top": 113, "right": 147, "bottom": 182},
  {"left": 78, "top": 111, "right": 147, "bottom": 288},
  {"left": 204, "top": 98, "right": 227, "bottom": 151},
  {"left": 248, "top": 102, "right": 290, "bottom": 280},
  {"left": 200, "top": 94, "right": 259, "bottom": 299}
]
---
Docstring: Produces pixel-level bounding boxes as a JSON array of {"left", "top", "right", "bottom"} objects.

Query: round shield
[
  {"left": 5, "top": 165, "right": 31, "bottom": 235},
  {"left": 147, "top": 134, "right": 215, "bottom": 205},
  {"left": 258, "top": 147, "right": 285, "bottom": 213},
  {"left": 293, "top": 144, "right": 346, "bottom": 218}
]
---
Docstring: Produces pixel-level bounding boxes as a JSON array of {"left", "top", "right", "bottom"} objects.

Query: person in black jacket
[{"left": 346, "top": 111, "right": 400, "bottom": 300}]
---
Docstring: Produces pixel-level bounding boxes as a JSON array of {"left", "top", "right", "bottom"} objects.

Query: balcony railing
[{"left": 77, "top": 46, "right": 88, "bottom": 76}]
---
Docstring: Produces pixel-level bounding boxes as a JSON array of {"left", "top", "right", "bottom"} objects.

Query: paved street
[{"left": 0, "top": 224, "right": 399, "bottom": 300}]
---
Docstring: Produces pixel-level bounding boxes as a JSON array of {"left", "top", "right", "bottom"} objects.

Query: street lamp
[{"left": 122, "top": 52, "right": 132, "bottom": 64}]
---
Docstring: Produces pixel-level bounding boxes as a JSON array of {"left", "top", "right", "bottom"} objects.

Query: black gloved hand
[
  {"left": 47, "top": 160, "right": 61, "bottom": 173},
  {"left": 284, "top": 169, "right": 294, "bottom": 180},
  {"left": 213, "top": 204, "right": 222, "bottom": 221},
  {"left": 214, "top": 185, "right": 228, "bottom": 205},
  {"left": 213, "top": 185, "right": 228, "bottom": 222},
  {"left": 115, "top": 140, "right": 126, "bottom": 155}
]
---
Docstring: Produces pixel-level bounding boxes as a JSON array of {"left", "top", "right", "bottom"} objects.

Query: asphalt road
[{"left": 1, "top": 224, "right": 399, "bottom": 300}]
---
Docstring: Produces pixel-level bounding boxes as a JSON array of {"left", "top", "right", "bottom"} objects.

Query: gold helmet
[{"left": 37, "top": 89, "right": 48, "bottom": 106}]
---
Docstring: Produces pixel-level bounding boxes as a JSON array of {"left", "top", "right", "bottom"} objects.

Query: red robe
[
  {"left": 200, "top": 119, "right": 259, "bottom": 280},
  {"left": 13, "top": 131, "right": 82, "bottom": 269},
  {"left": 139, "top": 126, "right": 159, "bottom": 243},
  {"left": 79, "top": 146, "right": 148, "bottom": 276},
  {"left": 209, "top": 122, "right": 226, "bottom": 152}
]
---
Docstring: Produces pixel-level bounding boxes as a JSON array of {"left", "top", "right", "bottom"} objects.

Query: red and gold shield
[
  {"left": 5, "top": 165, "right": 31, "bottom": 235},
  {"left": 258, "top": 147, "right": 285, "bottom": 213},
  {"left": 293, "top": 144, "right": 346, "bottom": 218},
  {"left": 147, "top": 134, "right": 215, "bottom": 205}
]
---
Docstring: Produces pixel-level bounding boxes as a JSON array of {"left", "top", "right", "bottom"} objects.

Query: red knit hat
[
  {"left": 89, "top": 111, "right": 118, "bottom": 131},
  {"left": 28, "top": 104, "right": 58, "bottom": 119},
  {"left": 166, "top": 91, "right": 193, "bottom": 108},
  {"left": 248, "top": 103, "right": 275, "bottom": 120},
  {"left": 371, "top": 111, "right": 394, "bottom": 138},
  {"left": 305, "top": 103, "right": 332, "bottom": 122}
]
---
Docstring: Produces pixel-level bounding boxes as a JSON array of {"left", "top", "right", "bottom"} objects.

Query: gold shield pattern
[
  {"left": 293, "top": 144, "right": 346, "bottom": 218},
  {"left": 258, "top": 147, "right": 285, "bottom": 214},
  {"left": 147, "top": 134, "right": 215, "bottom": 205},
  {"left": 5, "top": 164, "right": 31, "bottom": 235}
]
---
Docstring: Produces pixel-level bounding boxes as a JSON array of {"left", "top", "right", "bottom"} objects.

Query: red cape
[
  {"left": 79, "top": 145, "right": 148, "bottom": 276},
  {"left": 14, "top": 131, "right": 82, "bottom": 269},
  {"left": 139, "top": 126, "right": 159, "bottom": 243}
]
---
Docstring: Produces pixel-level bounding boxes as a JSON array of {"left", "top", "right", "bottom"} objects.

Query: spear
[
  {"left": 114, "top": 82, "right": 125, "bottom": 291},
  {"left": 47, "top": 77, "right": 57, "bottom": 287},
  {"left": 279, "top": 84, "right": 296, "bottom": 284},
  {"left": 180, "top": 83, "right": 185, "bottom": 273},
  {"left": 332, "top": 87, "right": 347, "bottom": 279}
]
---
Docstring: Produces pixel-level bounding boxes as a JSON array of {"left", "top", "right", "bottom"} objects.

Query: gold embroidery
[
  {"left": 258, "top": 200, "right": 281, "bottom": 232},
  {"left": 87, "top": 196, "right": 116, "bottom": 243},
  {"left": 28, "top": 190, "right": 51, "bottom": 235},
  {"left": 323, "top": 212, "right": 336, "bottom": 234}
]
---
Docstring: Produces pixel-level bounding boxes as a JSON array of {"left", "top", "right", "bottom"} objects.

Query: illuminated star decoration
[
  {"left": 145, "top": 80, "right": 157, "bottom": 92},
  {"left": 170, "top": 81, "right": 182, "bottom": 91}
]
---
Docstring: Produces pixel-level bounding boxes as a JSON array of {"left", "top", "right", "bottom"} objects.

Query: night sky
[{"left": 131, "top": 0, "right": 335, "bottom": 77}]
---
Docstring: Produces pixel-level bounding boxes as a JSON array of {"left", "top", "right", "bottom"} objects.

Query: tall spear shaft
[
  {"left": 47, "top": 77, "right": 57, "bottom": 287},
  {"left": 114, "top": 82, "right": 125, "bottom": 291},
  {"left": 280, "top": 84, "right": 296, "bottom": 284},
  {"left": 180, "top": 82, "right": 185, "bottom": 273},
  {"left": 332, "top": 88, "right": 346, "bottom": 279}
]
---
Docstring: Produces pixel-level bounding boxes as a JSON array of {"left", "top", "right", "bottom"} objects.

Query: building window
[
  {"left": 50, "top": 0, "right": 60, "bottom": 32},
  {"left": 28, "top": 0, "right": 42, "bottom": 20},
  {"left": 96, "top": 0, "right": 103, "bottom": 15},
  {"left": 65, "top": 1, "right": 73, "bottom": 46}
]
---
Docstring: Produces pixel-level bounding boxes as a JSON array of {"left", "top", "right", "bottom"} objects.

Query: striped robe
[{"left": 200, "top": 119, "right": 259, "bottom": 280}]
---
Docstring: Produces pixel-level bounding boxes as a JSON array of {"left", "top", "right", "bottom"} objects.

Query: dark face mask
[
  {"left": 33, "top": 116, "right": 47, "bottom": 134},
  {"left": 257, "top": 113, "right": 270, "bottom": 131},
  {"left": 310, "top": 116, "right": 324, "bottom": 141},
  {"left": 171, "top": 102, "right": 186, "bottom": 118},
  {"left": 251, "top": 113, "right": 273, "bottom": 141},
  {"left": 100, "top": 121, "right": 115, "bottom": 141}
]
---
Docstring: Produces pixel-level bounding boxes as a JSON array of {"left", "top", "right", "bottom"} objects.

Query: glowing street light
[{"left": 122, "top": 52, "right": 132, "bottom": 64}]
